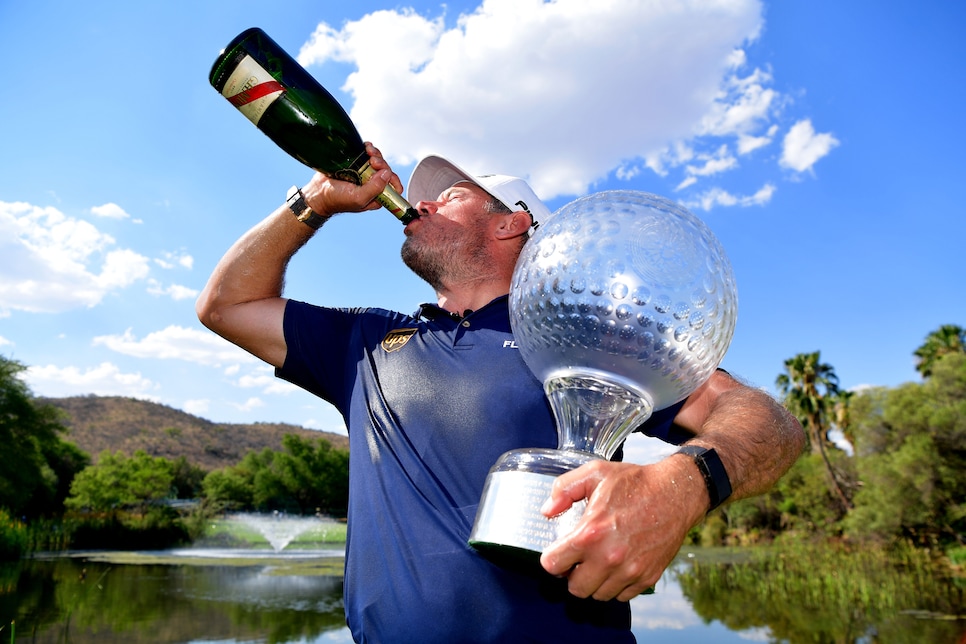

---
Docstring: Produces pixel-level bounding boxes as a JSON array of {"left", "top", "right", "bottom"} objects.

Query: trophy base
[
  {"left": 469, "top": 448, "right": 595, "bottom": 564},
  {"left": 468, "top": 541, "right": 544, "bottom": 572}
]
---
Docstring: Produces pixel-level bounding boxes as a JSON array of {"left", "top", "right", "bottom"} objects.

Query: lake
[{"left": 2, "top": 546, "right": 963, "bottom": 642}]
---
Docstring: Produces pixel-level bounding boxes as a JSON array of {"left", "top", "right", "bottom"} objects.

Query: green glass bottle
[{"left": 210, "top": 27, "right": 417, "bottom": 224}]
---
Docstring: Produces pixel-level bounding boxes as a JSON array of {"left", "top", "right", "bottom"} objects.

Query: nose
[{"left": 416, "top": 200, "right": 438, "bottom": 216}]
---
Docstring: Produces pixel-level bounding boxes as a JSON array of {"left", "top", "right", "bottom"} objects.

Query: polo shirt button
[{"left": 461, "top": 320, "right": 471, "bottom": 328}]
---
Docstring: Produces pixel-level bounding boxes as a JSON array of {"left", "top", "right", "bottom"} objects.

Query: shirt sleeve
[{"left": 275, "top": 299, "right": 364, "bottom": 412}]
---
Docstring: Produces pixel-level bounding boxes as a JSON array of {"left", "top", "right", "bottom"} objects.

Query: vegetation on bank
[
  {"left": 687, "top": 324, "right": 965, "bottom": 561},
  {"left": 0, "top": 325, "right": 963, "bottom": 569},
  {"left": 677, "top": 540, "right": 965, "bottom": 642}
]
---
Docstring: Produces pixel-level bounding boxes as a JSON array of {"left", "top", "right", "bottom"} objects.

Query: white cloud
[
  {"left": 676, "top": 176, "right": 698, "bottom": 191},
  {"left": 90, "top": 202, "right": 130, "bottom": 219},
  {"left": 0, "top": 336, "right": 11, "bottom": 346},
  {"left": 828, "top": 427, "right": 854, "bottom": 456},
  {"left": 299, "top": 406, "right": 349, "bottom": 435},
  {"left": 234, "top": 365, "right": 302, "bottom": 395},
  {"left": 0, "top": 200, "right": 150, "bottom": 314},
  {"left": 24, "top": 361, "right": 159, "bottom": 400},
  {"left": 92, "top": 325, "right": 256, "bottom": 367},
  {"left": 679, "top": 145, "right": 739, "bottom": 188},
  {"left": 685, "top": 183, "right": 776, "bottom": 211},
  {"left": 146, "top": 279, "right": 200, "bottom": 301},
  {"left": 183, "top": 399, "right": 210, "bottom": 415},
  {"left": 737, "top": 124, "right": 779, "bottom": 154},
  {"left": 622, "top": 433, "right": 677, "bottom": 465},
  {"left": 88, "top": 325, "right": 302, "bottom": 401},
  {"left": 698, "top": 67, "right": 779, "bottom": 137},
  {"left": 299, "top": 0, "right": 766, "bottom": 200},
  {"left": 780, "top": 119, "right": 839, "bottom": 172},
  {"left": 97, "top": 249, "right": 151, "bottom": 289},
  {"left": 232, "top": 397, "right": 265, "bottom": 412},
  {"left": 154, "top": 250, "right": 194, "bottom": 270},
  {"left": 629, "top": 567, "right": 703, "bottom": 630}
]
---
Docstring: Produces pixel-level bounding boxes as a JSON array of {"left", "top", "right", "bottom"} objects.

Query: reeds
[{"left": 678, "top": 540, "right": 964, "bottom": 628}]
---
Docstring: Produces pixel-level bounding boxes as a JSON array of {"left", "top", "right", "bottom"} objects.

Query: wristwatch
[
  {"left": 677, "top": 445, "right": 732, "bottom": 512},
  {"left": 286, "top": 185, "right": 325, "bottom": 230}
]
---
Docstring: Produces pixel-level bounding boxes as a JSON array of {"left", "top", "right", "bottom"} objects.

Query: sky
[{"left": 1, "top": 0, "right": 964, "bottom": 465}]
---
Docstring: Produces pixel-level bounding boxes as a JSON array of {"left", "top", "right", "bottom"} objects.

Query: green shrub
[
  {"left": 0, "top": 508, "right": 28, "bottom": 560},
  {"left": 948, "top": 545, "right": 966, "bottom": 568}
]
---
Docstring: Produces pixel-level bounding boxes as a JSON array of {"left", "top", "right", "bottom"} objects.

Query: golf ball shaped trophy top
[{"left": 469, "top": 190, "right": 738, "bottom": 565}]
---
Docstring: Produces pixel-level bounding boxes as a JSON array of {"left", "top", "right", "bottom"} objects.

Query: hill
[{"left": 40, "top": 395, "right": 349, "bottom": 472}]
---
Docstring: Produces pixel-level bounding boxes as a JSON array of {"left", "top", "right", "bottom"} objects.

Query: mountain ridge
[{"left": 40, "top": 395, "right": 349, "bottom": 471}]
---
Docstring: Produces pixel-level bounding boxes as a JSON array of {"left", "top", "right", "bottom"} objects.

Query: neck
[
  {"left": 425, "top": 230, "right": 522, "bottom": 318},
  {"left": 436, "top": 280, "right": 509, "bottom": 318}
]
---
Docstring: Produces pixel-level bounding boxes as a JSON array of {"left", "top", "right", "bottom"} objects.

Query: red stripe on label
[{"left": 227, "top": 80, "right": 285, "bottom": 107}]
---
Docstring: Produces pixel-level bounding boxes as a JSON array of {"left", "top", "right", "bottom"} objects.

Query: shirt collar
[{"left": 414, "top": 294, "right": 509, "bottom": 322}]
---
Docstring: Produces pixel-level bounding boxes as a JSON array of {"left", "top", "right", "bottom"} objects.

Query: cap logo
[
  {"left": 514, "top": 200, "right": 531, "bottom": 216},
  {"left": 381, "top": 328, "right": 418, "bottom": 353}
]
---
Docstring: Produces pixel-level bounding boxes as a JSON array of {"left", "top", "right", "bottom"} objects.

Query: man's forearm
[{"left": 687, "top": 384, "right": 805, "bottom": 501}]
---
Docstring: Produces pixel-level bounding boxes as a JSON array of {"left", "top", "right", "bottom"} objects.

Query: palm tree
[
  {"left": 914, "top": 324, "right": 965, "bottom": 378},
  {"left": 776, "top": 351, "right": 852, "bottom": 512}
]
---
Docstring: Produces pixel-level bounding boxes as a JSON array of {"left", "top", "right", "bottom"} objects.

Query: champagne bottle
[{"left": 209, "top": 27, "right": 417, "bottom": 224}]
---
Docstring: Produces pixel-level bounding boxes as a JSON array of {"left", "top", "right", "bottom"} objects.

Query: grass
[
  {"left": 680, "top": 540, "right": 964, "bottom": 620},
  {"left": 199, "top": 517, "right": 347, "bottom": 550}
]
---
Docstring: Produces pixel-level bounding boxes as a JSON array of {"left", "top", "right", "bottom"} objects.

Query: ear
[{"left": 493, "top": 211, "right": 532, "bottom": 240}]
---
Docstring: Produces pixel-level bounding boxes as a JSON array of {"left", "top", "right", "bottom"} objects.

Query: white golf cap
[{"left": 408, "top": 155, "right": 550, "bottom": 235}]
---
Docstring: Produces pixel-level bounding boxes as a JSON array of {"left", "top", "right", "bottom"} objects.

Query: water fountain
[
  {"left": 166, "top": 511, "right": 346, "bottom": 560},
  {"left": 231, "top": 511, "right": 325, "bottom": 552}
]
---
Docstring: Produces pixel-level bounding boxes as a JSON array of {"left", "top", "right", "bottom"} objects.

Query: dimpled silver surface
[{"left": 509, "top": 190, "right": 738, "bottom": 409}]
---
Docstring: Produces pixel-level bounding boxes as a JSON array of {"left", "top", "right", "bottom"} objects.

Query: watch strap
[
  {"left": 678, "top": 445, "right": 732, "bottom": 512},
  {"left": 286, "top": 185, "right": 325, "bottom": 230}
]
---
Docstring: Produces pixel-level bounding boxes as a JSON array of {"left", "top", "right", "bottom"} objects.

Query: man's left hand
[{"left": 539, "top": 456, "right": 706, "bottom": 602}]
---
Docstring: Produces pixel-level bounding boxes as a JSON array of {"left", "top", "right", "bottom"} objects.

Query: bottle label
[{"left": 221, "top": 55, "right": 284, "bottom": 125}]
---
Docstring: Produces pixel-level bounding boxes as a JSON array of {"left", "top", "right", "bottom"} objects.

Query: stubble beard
[
  {"left": 401, "top": 224, "right": 492, "bottom": 292},
  {"left": 401, "top": 235, "right": 448, "bottom": 291}
]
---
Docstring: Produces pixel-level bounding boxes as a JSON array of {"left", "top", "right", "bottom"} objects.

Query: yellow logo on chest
[{"left": 381, "top": 328, "right": 418, "bottom": 352}]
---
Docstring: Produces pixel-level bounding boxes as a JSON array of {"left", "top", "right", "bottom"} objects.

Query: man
[{"left": 197, "top": 143, "right": 804, "bottom": 642}]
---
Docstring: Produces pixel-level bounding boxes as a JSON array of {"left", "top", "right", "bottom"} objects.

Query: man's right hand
[
  {"left": 301, "top": 143, "right": 405, "bottom": 219},
  {"left": 196, "top": 142, "right": 401, "bottom": 369}
]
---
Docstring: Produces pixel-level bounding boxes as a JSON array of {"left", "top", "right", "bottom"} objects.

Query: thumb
[
  {"left": 357, "top": 169, "right": 391, "bottom": 208},
  {"left": 541, "top": 464, "right": 603, "bottom": 518}
]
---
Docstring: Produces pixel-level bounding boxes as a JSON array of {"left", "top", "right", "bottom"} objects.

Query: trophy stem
[{"left": 544, "top": 369, "right": 654, "bottom": 461}]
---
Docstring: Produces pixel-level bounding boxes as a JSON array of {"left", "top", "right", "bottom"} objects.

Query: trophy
[{"left": 468, "top": 190, "right": 738, "bottom": 565}]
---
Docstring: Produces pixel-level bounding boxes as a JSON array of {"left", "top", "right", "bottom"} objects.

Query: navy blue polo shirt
[{"left": 277, "top": 295, "right": 684, "bottom": 643}]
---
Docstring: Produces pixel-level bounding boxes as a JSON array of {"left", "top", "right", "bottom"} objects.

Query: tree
[
  {"left": 0, "top": 355, "right": 89, "bottom": 517},
  {"left": 776, "top": 351, "right": 853, "bottom": 513},
  {"left": 201, "top": 468, "right": 253, "bottom": 511},
  {"left": 847, "top": 353, "right": 966, "bottom": 545},
  {"left": 170, "top": 456, "right": 206, "bottom": 499},
  {"left": 201, "top": 434, "right": 349, "bottom": 515},
  {"left": 914, "top": 324, "right": 965, "bottom": 378},
  {"left": 66, "top": 450, "right": 175, "bottom": 516}
]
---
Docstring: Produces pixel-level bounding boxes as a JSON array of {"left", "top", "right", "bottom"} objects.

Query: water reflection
[
  {"left": 2, "top": 549, "right": 962, "bottom": 643},
  {"left": 3, "top": 554, "right": 347, "bottom": 644}
]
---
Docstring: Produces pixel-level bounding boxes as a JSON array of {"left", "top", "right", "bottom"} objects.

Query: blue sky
[{"left": 1, "top": 0, "right": 963, "bottom": 464}]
